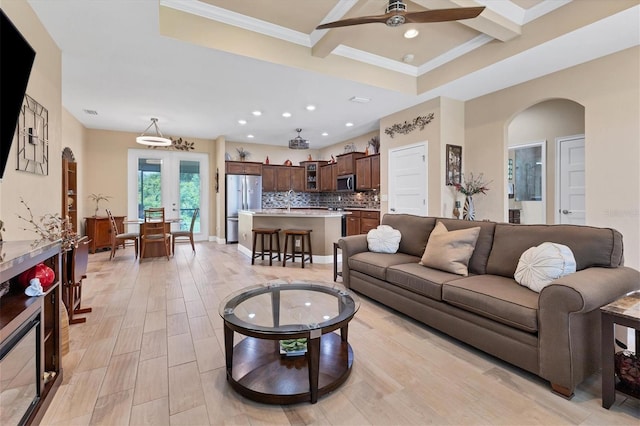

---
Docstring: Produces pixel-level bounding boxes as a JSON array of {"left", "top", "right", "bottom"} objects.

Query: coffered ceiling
[{"left": 27, "top": 0, "right": 639, "bottom": 148}]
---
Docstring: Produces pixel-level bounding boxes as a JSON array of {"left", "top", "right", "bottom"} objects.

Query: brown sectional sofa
[{"left": 339, "top": 214, "right": 640, "bottom": 397}]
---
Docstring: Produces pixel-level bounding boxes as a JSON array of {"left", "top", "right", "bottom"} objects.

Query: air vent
[
  {"left": 349, "top": 96, "right": 370, "bottom": 103},
  {"left": 83, "top": 109, "right": 98, "bottom": 115}
]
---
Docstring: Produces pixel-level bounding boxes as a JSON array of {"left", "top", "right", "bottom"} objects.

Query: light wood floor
[{"left": 41, "top": 242, "right": 639, "bottom": 425}]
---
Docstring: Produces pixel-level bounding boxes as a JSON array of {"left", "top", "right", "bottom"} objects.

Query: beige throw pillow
[{"left": 420, "top": 221, "right": 481, "bottom": 276}]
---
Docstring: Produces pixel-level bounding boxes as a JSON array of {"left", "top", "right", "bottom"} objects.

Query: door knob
[
  {"left": 390, "top": 208, "right": 396, "bottom": 212},
  {"left": 562, "top": 209, "right": 571, "bottom": 214}
]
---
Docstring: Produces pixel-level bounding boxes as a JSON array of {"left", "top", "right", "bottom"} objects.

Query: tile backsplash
[{"left": 262, "top": 191, "right": 380, "bottom": 209}]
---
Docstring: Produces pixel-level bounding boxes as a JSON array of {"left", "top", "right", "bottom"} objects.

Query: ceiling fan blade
[
  {"left": 316, "top": 13, "right": 393, "bottom": 30},
  {"left": 404, "top": 7, "right": 485, "bottom": 24}
]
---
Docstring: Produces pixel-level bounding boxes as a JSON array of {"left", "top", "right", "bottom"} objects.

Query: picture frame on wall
[{"left": 445, "top": 144, "right": 462, "bottom": 185}]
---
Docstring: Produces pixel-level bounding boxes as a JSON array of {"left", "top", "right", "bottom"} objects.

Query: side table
[
  {"left": 333, "top": 242, "right": 342, "bottom": 282},
  {"left": 600, "top": 291, "right": 640, "bottom": 408}
]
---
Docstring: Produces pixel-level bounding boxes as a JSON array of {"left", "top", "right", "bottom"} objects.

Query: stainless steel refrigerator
[{"left": 226, "top": 174, "right": 262, "bottom": 243}]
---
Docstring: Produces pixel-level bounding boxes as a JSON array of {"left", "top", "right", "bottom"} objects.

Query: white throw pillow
[
  {"left": 367, "top": 225, "right": 401, "bottom": 254},
  {"left": 514, "top": 242, "right": 577, "bottom": 292}
]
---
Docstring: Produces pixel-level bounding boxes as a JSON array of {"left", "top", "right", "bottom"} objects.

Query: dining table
[{"left": 124, "top": 218, "right": 182, "bottom": 259}]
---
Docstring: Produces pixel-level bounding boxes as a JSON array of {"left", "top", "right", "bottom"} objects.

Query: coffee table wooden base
[{"left": 226, "top": 332, "right": 354, "bottom": 404}]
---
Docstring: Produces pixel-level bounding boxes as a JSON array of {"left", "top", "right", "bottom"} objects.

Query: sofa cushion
[
  {"left": 348, "top": 251, "right": 421, "bottom": 281},
  {"left": 367, "top": 225, "right": 401, "bottom": 253},
  {"left": 386, "top": 263, "right": 464, "bottom": 301},
  {"left": 442, "top": 275, "right": 539, "bottom": 333},
  {"left": 515, "top": 242, "right": 577, "bottom": 292},
  {"left": 381, "top": 214, "right": 436, "bottom": 257},
  {"left": 487, "top": 223, "right": 624, "bottom": 278},
  {"left": 420, "top": 221, "right": 480, "bottom": 276},
  {"left": 437, "top": 219, "right": 495, "bottom": 275}
]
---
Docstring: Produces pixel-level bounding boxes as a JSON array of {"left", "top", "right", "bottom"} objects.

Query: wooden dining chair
[
  {"left": 171, "top": 207, "right": 199, "bottom": 254},
  {"left": 141, "top": 207, "right": 171, "bottom": 260},
  {"left": 107, "top": 208, "right": 139, "bottom": 260},
  {"left": 65, "top": 236, "right": 92, "bottom": 324}
]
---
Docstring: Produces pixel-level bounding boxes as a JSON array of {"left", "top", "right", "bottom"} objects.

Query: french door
[{"left": 127, "top": 149, "right": 209, "bottom": 239}]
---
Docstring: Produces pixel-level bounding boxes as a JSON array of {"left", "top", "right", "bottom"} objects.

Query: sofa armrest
[
  {"left": 538, "top": 266, "right": 640, "bottom": 395},
  {"left": 338, "top": 235, "right": 369, "bottom": 288}
]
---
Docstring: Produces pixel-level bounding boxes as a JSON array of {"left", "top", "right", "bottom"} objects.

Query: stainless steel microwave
[{"left": 337, "top": 174, "right": 356, "bottom": 192}]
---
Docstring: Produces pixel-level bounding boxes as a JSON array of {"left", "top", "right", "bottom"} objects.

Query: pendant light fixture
[
  {"left": 136, "top": 117, "right": 172, "bottom": 146},
  {"left": 288, "top": 128, "right": 309, "bottom": 149}
]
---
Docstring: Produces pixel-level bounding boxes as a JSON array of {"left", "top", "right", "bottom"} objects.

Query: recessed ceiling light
[
  {"left": 403, "top": 54, "right": 415, "bottom": 63},
  {"left": 345, "top": 122, "right": 354, "bottom": 127},
  {"left": 321, "top": 132, "right": 328, "bottom": 136},
  {"left": 238, "top": 119, "right": 247, "bottom": 125},
  {"left": 247, "top": 134, "right": 254, "bottom": 138},
  {"left": 404, "top": 29, "right": 419, "bottom": 39},
  {"left": 252, "top": 110, "right": 262, "bottom": 116},
  {"left": 306, "top": 105, "right": 316, "bottom": 111},
  {"left": 282, "top": 112, "right": 291, "bottom": 118}
]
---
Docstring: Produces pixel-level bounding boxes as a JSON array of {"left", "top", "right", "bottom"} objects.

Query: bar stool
[
  {"left": 251, "top": 228, "right": 281, "bottom": 266},
  {"left": 282, "top": 229, "right": 313, "bottom": 268}
]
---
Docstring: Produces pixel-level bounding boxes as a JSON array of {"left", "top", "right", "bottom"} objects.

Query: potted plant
[{"left": 88, "top": 193, "right": 112, "bottom": 217}]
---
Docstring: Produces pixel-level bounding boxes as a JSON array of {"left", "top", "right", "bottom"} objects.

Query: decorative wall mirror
[{"left": 16, "top": 94, "right": 49, "bottom": 175}]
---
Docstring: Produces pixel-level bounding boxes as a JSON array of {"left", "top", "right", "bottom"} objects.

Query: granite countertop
[{"left": 241, "top": 209, "right": 350, "bottom": 218}]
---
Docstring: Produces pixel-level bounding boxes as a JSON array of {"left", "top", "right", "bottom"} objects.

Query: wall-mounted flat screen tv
[{"left": 1, "top": 8, "right": 36, "bottom": 180}]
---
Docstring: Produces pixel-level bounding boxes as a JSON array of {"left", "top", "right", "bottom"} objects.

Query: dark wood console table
[{"left": 0, "top": 240, "right": 63, "bottom": 425}]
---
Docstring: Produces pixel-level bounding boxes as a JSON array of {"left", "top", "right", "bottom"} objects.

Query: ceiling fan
[{"left": 316, "top": 0, "right": 485, "bottom": 30}]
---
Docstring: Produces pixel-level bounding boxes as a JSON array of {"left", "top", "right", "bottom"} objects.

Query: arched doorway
[{"left": 506, "top": 99, "right": 585, "bottom": 224}]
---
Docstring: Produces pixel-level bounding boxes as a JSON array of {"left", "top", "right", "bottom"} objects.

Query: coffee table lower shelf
[{"left": 227, "top": 332, "right": 354, "bottom": 404}]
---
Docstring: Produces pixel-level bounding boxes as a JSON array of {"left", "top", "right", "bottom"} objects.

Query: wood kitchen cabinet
[
  {"left": 346, "top": 209, "right": 380, "bottom": 235},
  {"left": 346, "top": 210, "right": 361, "bottom": 236},
  {"left": 225, "top": 161, "right": 262, "bottom": 175},
  {"left": 262, "top": 165, "right": 277, "bottom": 191},
  {"left": 356, "top": 154, "right": 380, "bottom": 191},
  {"left": 85, "top": 216, "right": 124, "bottom": 253},
  {"left": 371, "top": 154, "right": 380, "bottom": 190},
  {"left": 320, "top": 163, "right": 337, "bottom": 192},
  {"left": 273, "top": 165, "right": 305, "bottom": 192},
  {"left": 336, "top": 152, "right": 365, "bottom": 176},
  {"left": 360, "top": 210, "right": 380, "bottom": 233},
  {"left": 301, "top": 161, "right": 322, "bottom": 192},
  {"left": 291, "top": 166, "right": 305, "bottom": 192}
]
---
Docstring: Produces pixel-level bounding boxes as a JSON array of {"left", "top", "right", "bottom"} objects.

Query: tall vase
[{"left": 463, "top": 196, "right": 475, "bottom": 221}]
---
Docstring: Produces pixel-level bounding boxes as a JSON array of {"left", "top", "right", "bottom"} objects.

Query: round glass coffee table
[{"left": 219, "top": 280, "right": 360, "bottom": 404}]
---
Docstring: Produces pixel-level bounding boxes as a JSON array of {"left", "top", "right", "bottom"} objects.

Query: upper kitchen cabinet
[
  {"left": 271, "top": 165, "right": 304, "bottom": 192},
  {"left": 356, "top": 154, "right": 380, "bottom": 191},
  {"left": 336, "top": 152, "right": 365, "bottom": 176},
  {"left": 226, "top": 161, "right": 262, "bottom": 175},
  {"left": 262, "top": 165, "right": 277, "bottom": 191},
  {"left": 300, "top": 161, "right": 322, "bottom": 192},
  {"left": 320, "top": 163, "right": 337, "bottom": 192}
]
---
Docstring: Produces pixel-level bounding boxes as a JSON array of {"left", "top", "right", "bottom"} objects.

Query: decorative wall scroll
[
  {"left": 16, "top": 94, "right": 49, "bottom": 175},
  {"left": 445, "top": 144, "right": 462, "bottom": 186},
  {"left": 384, "top": 113, "right": 434, "bottom": 138},
  {"left": 149, "top": 137, "right": 195, "bottom": 151}
]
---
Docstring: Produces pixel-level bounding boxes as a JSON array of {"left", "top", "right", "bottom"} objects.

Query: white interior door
[
  {"left": 127, "top": 149, "right": 209, "bottom": 239},
  {"left": 557, "top": 135, "right": 585, "bottom": 225},
  {"left": 388, "top": 143, "right": 427, "bottom": 216}
]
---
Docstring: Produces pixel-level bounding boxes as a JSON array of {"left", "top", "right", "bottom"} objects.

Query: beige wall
[
  {"left": 83, "top": 129, "right": 217, "bottom": 236},
  {"left": 0, "top": 1, "right": 63, "bottom": 241},
  {"left": 466, "top": 47, "right": 639, "bottom": 268},
  {"left": 508, "top": 99, "right": 585, "bottom": 223}
]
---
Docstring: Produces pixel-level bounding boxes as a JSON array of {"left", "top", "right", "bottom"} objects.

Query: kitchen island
[{"left": 238, "top": 209, "right": 348, "bottom": 263}]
